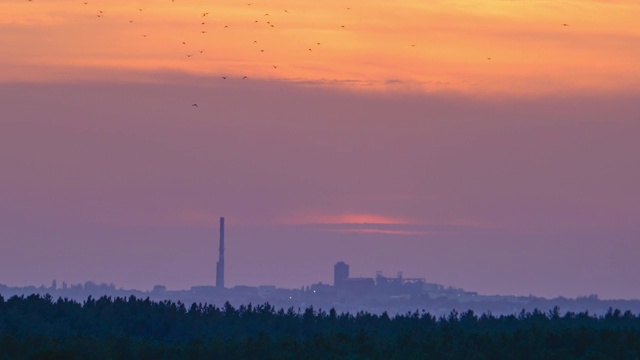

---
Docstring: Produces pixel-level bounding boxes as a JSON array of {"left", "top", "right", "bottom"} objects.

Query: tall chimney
[{"left": 216, "top": 217, "right": 225, "bottom": 289}]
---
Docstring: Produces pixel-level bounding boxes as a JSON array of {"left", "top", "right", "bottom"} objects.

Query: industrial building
[{"left": 333, "top": 261, "right": 426, "bottom": 297}]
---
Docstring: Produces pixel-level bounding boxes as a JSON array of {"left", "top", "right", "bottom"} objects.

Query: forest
[{"left": 1, "top": 294, "right": 640, "bottom": 359}]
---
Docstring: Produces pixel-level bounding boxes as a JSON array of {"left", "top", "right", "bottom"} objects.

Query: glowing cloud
[{"left": 283, "top": 212, "right": 411, "bottom": 225}]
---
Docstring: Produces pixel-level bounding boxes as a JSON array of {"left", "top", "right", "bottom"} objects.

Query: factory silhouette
[
  {"left": 213, "top": 216, "right": 429, "bottom": 298},
  {"left": 182, "top": 217, "right": 640, "bottom": 315},
  {"left": 3, "top": 217, "right": 640, "bottom": 316}
]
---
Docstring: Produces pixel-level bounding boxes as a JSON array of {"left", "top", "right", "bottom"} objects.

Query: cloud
[
  {"left": 317, "top": 222, "right": 501, "bottom": 237},
  {"left": 278, "top": 210, "right": 502, "bottom": 237}
]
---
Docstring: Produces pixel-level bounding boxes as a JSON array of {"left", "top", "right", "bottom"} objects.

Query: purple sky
[{"left": 1, "top": 76, "right": 639, "bottom": 299}]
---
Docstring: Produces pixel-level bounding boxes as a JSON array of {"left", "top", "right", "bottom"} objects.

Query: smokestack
[{"left": 216, "top": 217, "right": 225, "bottom": 289}]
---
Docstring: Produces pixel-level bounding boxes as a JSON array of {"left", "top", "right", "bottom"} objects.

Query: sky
[{"left": 1, "top": 0, "right": 639, "bottom": 299}]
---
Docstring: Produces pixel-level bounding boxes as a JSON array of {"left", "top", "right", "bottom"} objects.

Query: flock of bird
[
  {"left": 41, "top": 1, "right": 357, "bottom": 108},
  {"left": 25, "top": 0, "right": 571, "bottom": 108}
]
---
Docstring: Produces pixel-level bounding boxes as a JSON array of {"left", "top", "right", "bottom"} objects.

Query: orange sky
[{"left": 1, "top": 0, "right": 639, "bottom": 94}]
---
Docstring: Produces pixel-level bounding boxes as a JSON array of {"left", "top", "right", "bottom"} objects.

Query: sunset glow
[
  {"left": 284, "top": 213, "right": 411, "bottom": 225},
  {"left": 2, "top": 0, "right": 639, "bottom": 93}
]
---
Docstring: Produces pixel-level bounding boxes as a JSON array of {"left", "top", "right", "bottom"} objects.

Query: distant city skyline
[{"left": 1, "top": 0, "right": 639, "bottom": 299}]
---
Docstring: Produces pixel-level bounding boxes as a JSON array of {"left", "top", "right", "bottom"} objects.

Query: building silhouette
[{"left": 334, "top": 261, "right": 349, "bottom": 288}]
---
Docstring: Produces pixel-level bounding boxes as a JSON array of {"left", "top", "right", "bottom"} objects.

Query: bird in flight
[
  {"left": 242, "top": 76, "right": 248, "bottom": 79},
  {"left": 221, "top": 76, "right": 227, "bottom": 79},
  {"left": 192, "top": 104, "right": 198, "bottom": 107}
]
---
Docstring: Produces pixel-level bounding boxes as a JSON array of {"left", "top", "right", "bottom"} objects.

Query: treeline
[{"left": 1, "top": 294, "right": 640, "bottom": 359}]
